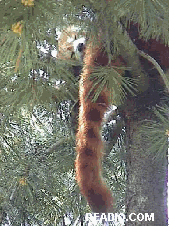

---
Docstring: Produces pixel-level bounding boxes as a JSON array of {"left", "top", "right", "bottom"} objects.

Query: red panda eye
[{"left": 71, "top": 51, "right": 75, "bottom": 58}]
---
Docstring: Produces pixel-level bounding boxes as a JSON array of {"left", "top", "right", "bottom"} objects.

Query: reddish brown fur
[{"left": 75, "top": 39, "right": 124, "bottom": 213}]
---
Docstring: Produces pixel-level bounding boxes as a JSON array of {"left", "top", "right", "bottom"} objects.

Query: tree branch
[{"left": 138, "top": 50, "right": 169, "bottom": 90}]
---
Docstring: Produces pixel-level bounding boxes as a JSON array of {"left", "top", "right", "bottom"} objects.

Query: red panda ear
[{"left": 67, "top": 46, "right": 73, "bottom": 51}]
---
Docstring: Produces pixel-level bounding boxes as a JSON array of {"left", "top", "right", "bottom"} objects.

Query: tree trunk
[{"left": 125, "top": 110, "right": 168, "bottom": 226}]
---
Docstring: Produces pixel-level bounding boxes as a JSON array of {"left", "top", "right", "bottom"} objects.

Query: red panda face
[
  {"left": 57, "top": 26, "right": 86, "bottom": 62},
  {"left": 73, "top": 37, "right": 86, "bottom": 61}
]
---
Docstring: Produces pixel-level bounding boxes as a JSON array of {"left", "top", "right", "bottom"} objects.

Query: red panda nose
[{"left": 77, "top": 43, "right": 84, "bottom": 52}]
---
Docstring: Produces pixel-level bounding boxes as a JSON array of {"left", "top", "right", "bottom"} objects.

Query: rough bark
[{"left": 125, "top": 112, "right": 167, "bottom": 226}]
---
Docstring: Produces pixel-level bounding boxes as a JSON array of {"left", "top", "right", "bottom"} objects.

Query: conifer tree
[{"left": 0, "top": 0, "right": 168, "bottom": 225}]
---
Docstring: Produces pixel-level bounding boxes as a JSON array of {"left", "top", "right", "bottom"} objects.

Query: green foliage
[
  {"left": 0, "top": 0, "right": 168, "bottom": 114},
  {"left": 0, "top": 106, "right": 88, "bottom": 225},
  {"left": 89, "top": 65, "right": 137, "bottom": 106},
  {"left": 0, "top": 0, "right": 168, "bottom": 224},
  {"left": 107, "top": 0, "right": 168, "bottom": 42},
  {"left": 0, "top": 0, "right": 81, "bottom": 116},
  {"left": 140, "top": 104, "right": 169, "bottom": 160}
]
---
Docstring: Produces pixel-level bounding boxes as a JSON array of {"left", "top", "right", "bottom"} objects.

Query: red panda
[
  {"left": 58, "top": 23, "right": 168, "bottom": 214},
  {"left": 57, "top": 26, "right": 86, "bottom": 61},
  {"left": 57, "top": 28, "right": 115, "bottom": 213}
]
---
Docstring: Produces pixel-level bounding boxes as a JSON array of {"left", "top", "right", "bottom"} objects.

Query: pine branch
[
  {"left": 117, "top": 22, "right": 149, "bottom": 92},
  {"left": 138, "top": 50, "right": 169, "bottom": 90},
  {"left": 15, "top": 48, "right": 23, "bottom": 72}
]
